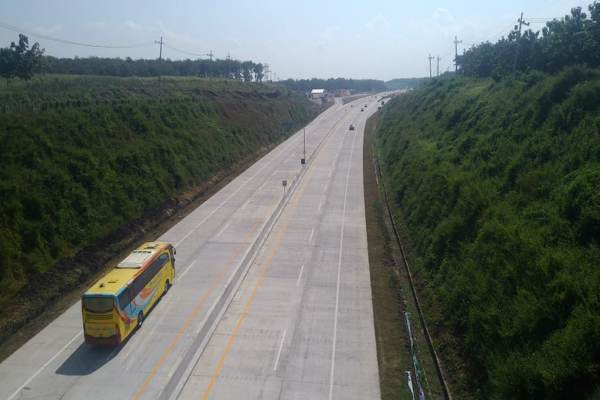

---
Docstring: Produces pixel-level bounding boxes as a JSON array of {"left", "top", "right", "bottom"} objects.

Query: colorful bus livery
[{"left": 82, "top": 242, "right": 175, "bottom": 345}]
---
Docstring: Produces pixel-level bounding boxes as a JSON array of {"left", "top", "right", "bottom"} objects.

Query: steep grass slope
[
  {"left": 0, "top": 75, "right": 316, "bottom": 330},
  {"left": 377, "top": 67, "right": 600, "bottom": 399}
]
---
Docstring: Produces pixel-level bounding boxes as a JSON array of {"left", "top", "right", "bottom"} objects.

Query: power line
[
  {"left": 0, "top": 20, "right": 153, "bottom": 49},
  {"left": 163, "top": 43, "right": 209, "bottom": 58}
]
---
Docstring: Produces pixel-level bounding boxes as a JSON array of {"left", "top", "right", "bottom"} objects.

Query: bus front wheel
[{"left": 164, "top": 280, "right": 171, "bottom": 295}]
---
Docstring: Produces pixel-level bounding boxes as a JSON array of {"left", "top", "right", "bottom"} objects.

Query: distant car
[
  {"left": 349, "top": 124, "right": 355, "bottom": 131},
  {"left": 361, "top": 108, "right": 364, "bottom": 112}
]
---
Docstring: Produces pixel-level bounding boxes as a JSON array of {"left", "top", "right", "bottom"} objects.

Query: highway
[{"left": 0, "top": 95, "right": 383, "bottom": 400}]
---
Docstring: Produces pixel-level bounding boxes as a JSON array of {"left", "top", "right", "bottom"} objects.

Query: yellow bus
[{"left": 82, "top": 242, "right": 176, "bottom": 345}]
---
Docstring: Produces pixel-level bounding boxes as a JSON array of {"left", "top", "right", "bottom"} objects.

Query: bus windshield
[{"left": 83, "top": 296, "right": 114, "bottom": 313}]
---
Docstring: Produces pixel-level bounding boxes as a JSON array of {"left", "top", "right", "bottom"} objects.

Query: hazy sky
[{"left": 0, "top": 0, "right": 589, "bottom": 80}]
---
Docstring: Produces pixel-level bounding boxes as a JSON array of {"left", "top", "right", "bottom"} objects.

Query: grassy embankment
[
  {"left": 0, "top": 74, "right": 318, "bottom": 349},
  {"left": 364, "top": 113, "right": 445, "bottom": 400},
  {"left": 376, "top": 67, "right": 600, "bottom": 399}
]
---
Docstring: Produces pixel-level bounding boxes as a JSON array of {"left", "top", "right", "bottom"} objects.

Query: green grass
[
  {"left": 376, "top": 67, "right": 600, "bottom": 399},
  {"left": 0, "top": 74, "right": 315, "bottom": 316}
]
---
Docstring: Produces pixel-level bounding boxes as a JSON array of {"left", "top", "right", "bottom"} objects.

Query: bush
[{"left": 377, "top": 68, "right": 600, "bottom": 398}]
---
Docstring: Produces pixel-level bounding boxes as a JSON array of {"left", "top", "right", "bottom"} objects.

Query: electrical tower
[
  {"left": 436, "top": 56, "right": 441, "bottom": 77},
  {"left": 206, "top": 50, "right": 213, "bottom": 61},
  {"left": 453, "top": 36, "right": 462, "bottom": 72}
]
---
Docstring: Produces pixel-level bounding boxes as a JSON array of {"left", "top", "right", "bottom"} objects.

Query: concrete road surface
[{"left": 0, "top": 94, "right": 385, "bottom": 400}]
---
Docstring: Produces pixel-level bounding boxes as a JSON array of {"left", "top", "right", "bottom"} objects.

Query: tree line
[
  {"left": 42, "top": 56, "right": 266, "bottom": 82},
  {"left": 0, "top": 34, "right": 387, "bottom": 92},
  {"left": 458, "top": 1, "right": 600, "bottom": 78},
  {"left": 279, "top": 77, "right": 386, "bottom": 92},
  {"left": 0, "top": 34, "right": 267, "bottom": 82}
]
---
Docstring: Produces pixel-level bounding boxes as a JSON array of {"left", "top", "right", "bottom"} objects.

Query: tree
[
  {"left": 241, "top": 61, "right": 253, "bottom": 82},
  {"left": 0, "top": 47, "right": 16, "bottom": 81},
  {"left": 253, "top": 63, "right": 264, "bottom": 82},
  {"left": 0, "top": 34, "right": 44, "bottom": 82}
]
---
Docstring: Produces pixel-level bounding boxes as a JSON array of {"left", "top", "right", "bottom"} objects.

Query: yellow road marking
[
  {"left": 201, "top": 146, "right": 324, "bottom": 399},
  {"left": 132, "top": 220, "right": 261, "bottom": 400}
]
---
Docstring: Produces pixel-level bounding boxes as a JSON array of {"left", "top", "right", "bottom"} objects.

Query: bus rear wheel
[
  {"left": 137, "top": 312, "right": 144, "bottom": 330},
  {"left": 164, "top": 280, "right": 171, "bottom": 295}
]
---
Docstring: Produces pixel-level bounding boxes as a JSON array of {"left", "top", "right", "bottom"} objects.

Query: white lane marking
[
  {"left": 240, "top": 199, "right": 250, "bottom": 210},
  {"left": 327, "top": 169, "right": 332, "bottom": 179},
  {"left": 296, "top": 264, "right": 305, "bottom": 287},
  {"left": 273, "top": 329, "right": 287, "bottom": 371},
  {"left": 7, "top": 331, "right": 83, "bottom": 400},
  {"left": 176, "top": 259, "right": 198, "bottom": 282},
  {"left": 174, "top": 126, "right": 307, "bottom": 248},
  {"left": 308, "top": 228, "right": 314, "bottom": 244},
  {"left": 328, "top": 123, "right": 358, "bottom": 400},
  {"left": 318, "top": 200, "right": 323, "bottom": 213},
  {"left": 214, "top": 220, "right": 232, "bottom": 240},
  {"left": 258, "top": 180, "right": 269, "bottom": 192}
]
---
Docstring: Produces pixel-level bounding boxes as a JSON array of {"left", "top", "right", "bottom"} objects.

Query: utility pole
[
  {"left": 264, "top": 63, "right": 271, "bottom": 82},
  {"left": 155, "top": 36, "right": 164, "bottom": 61},
  {"left": 155, "top": 36, "right": 164, "bottom": 83},
  {"left": 226, "top": 52, "right": 231, "bottom": 78},
  {"left": 436, "top": 56, "right": 441, "bottom": 77},
  {"left": 428, "top": 54, "right": 434, "bottom": 78},
  {"left": 516, "top": 12, "right": 530, "bottom": 35},
  {"left": 453, "top": 36, "right": 462, "bottom": 72},
  {"left": 206, "top": 50, "right": 213, "bottom": 61},
  {"left": 512, "top": 12, "right": 530, "bottom": 73}
]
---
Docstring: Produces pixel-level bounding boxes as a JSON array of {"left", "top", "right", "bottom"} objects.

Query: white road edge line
[
  {"left": 308, "top": 228, "right": 314, "bottom": 244},
  {"left": 273, "top": 328, "right": 287, "bottom": 371},
  {"left": 328, "top": 120, "right": 358, "bottom": 400},
  {"left": 7, "top": 331, "right": 83, "bottom": 400},
  {"left": 296, "top": 264, "right": 305, "bottom": 287}
]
